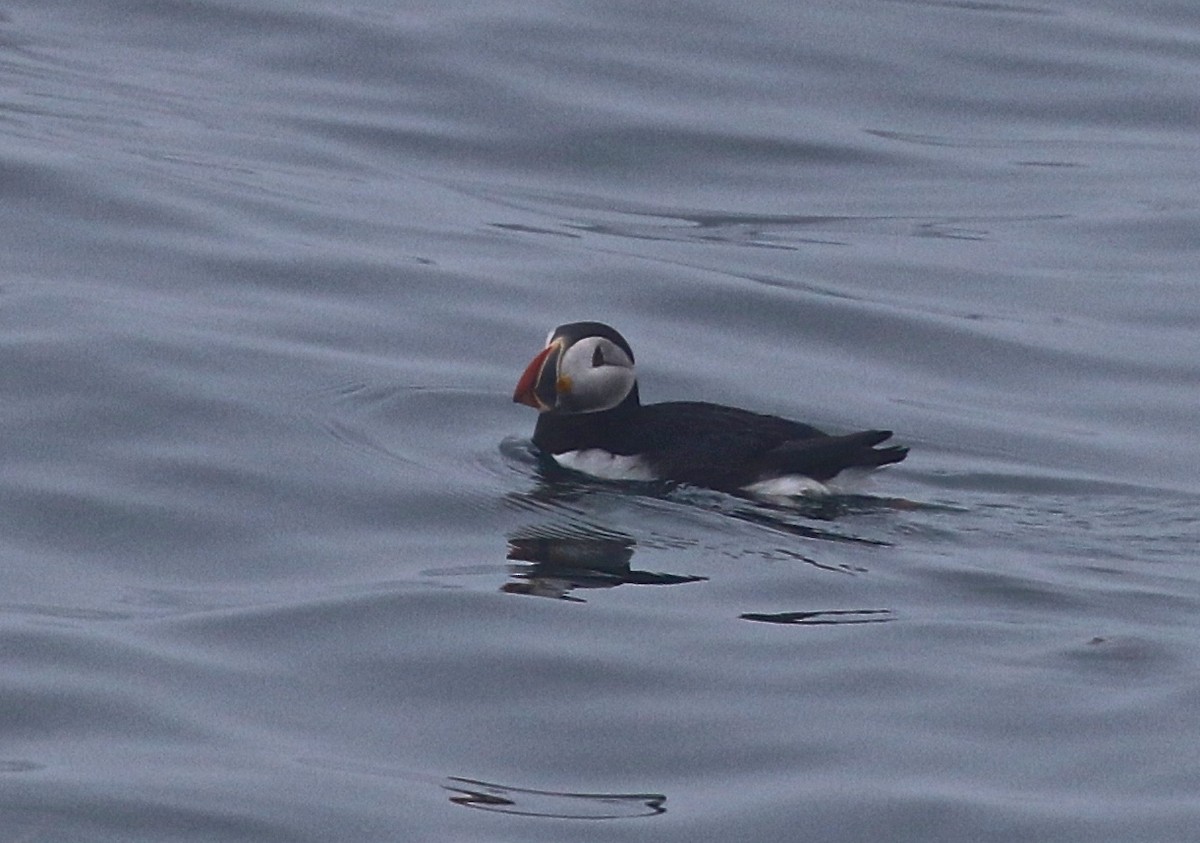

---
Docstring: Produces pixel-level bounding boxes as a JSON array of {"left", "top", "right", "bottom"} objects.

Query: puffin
[{"left": 512, "top": 321, "right": 908, "bottom": 496}]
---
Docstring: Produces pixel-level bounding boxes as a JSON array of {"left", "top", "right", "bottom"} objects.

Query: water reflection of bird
[{"left": 504, "top": 528, "right": 705, "bottom": 601}]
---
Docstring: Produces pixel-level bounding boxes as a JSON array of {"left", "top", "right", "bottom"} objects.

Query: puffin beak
[{"left": 513, "top": 340, "right": 563, "bottom": 411}]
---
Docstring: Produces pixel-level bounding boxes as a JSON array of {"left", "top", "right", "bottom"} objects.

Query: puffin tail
[{"left": 855, "top": 430, "right": 909, "bottom": 468}]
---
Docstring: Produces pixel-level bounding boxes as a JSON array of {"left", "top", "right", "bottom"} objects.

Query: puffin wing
[
  {"left": 756, "top": 429, "right": 908, "bottom": 482},
  {"left": 630, "top": 402, "right": 828, "bottom": 490}
]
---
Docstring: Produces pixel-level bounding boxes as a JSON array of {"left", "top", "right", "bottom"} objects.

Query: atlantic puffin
[{"left": 512, "top": 322, "right": 908, "bottom": 496}]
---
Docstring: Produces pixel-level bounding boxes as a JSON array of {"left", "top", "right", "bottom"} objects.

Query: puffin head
[{"left": 513, "top": 322, "right": 639, "bottom": 414}]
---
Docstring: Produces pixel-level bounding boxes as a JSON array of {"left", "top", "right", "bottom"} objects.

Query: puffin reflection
[
  {"left": 445, "top": 776, "right": 666, "bottom": 819},
  {"left": 504, "top": 526, "right": 706, "bottom": 601}
]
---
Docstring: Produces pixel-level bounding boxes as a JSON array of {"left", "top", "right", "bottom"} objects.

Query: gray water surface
[{"left": 3, "top": 1, "right": 1199, "bottom": 840}]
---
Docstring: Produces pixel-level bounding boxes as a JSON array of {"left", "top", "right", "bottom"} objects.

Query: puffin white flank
[{"left": 554, "top": 450, "right": 658, "bottom": 482}]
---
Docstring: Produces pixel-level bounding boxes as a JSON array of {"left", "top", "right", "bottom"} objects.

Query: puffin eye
[{"left": 592, "top": 346, "right": 604, "bottom": 367}]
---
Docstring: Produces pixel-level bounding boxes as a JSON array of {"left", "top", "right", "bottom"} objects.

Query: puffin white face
[
  {"left": 513, "top": 324, "right": 638, "bottom": 414},
  {"left": 556, "top": 335, "right": 636, "bottom": 414}
]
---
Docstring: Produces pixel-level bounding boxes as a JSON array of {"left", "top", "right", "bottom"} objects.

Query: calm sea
[{"left": 3, "top": 1, "right": 1199, "bottom": 840}]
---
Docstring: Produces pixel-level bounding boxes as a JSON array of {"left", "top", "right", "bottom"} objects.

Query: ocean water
[{"left": 3, "top": 1, "right": 1199, "bottom": 840}]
